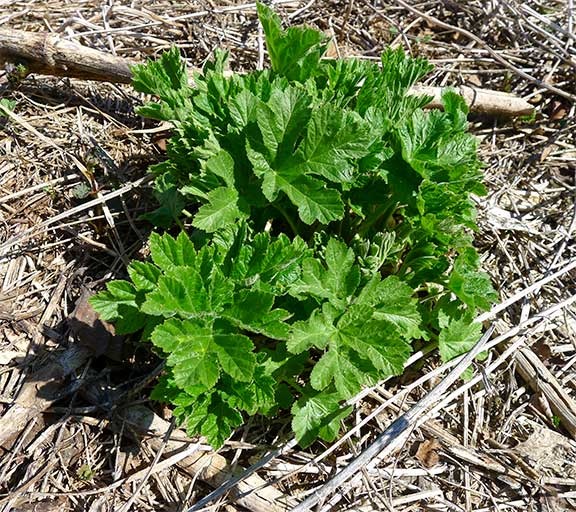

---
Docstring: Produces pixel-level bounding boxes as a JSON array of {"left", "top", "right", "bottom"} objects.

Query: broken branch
[{"left": 0, "top": 28, "right": 534, "bottom": 117}]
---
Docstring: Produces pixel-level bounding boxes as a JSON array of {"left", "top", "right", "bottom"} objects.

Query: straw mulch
[{"left": 0, "top": 1, "right": 575, "bottom": 511}]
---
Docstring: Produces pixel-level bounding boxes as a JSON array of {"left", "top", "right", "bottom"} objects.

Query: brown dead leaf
[
  {"left": 533, "top": 341, "right": 553, "bottom": 361},
  {"left": 466, "top": 74, "right": 482, "bottom": 88},
  {"left": 415, "top": 438, "right": 441, "bottom": 468},
  {"left": 154, "top": 136, "right": 168, "bottom": 151},
  {"left": 540, "top": 144, "right": 557, "bottom": 162},
  {"left": 549, "top": 100, "right": 568, "bottom": 120},
  {"left": 68, "top": 288, "right": 123, "bottom": 360},
  {"left": 514, "top": 425, "right": 576, "bottom": 477},
  {"left": 324, "top": 37, "right": 339, "bottom": 59}
]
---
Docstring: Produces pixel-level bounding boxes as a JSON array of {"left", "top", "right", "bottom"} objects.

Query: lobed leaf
[
  {"left": 192, "top": 187, "right": 245, "bottom": 233},
  {"left": 149, "top": 231, "right": 197, "bottom": 270},
  {"left": 356, "top": 275, "right": 424, "bottom": 340},
  {"left": 291, "top": 392, "right": 345, "bottom": 447},
  {"left": 257, "top": 3, "right": 326, "bottom": 82},
  {"left": 152, "top": 318, "right": 220, "bottom": 393},
  {"left": 438, "top": 318, "right": 482, "bottom": 362}
]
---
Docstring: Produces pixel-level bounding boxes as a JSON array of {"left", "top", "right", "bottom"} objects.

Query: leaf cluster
[{"left": 91, "top": 4, "right": 496, "bottom": 448}]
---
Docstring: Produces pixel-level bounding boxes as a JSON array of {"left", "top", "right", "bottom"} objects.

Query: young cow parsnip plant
[{"left": 91, "top": 3, "right": 497, "bottom": 448}]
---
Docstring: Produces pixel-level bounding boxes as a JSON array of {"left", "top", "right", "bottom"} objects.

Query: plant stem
[
  {"left": 285, "top": 377, "right": 305, "bottom": 394},
  {"left": 357, "top": 201, "right": 397, "bottom": 237},
  {"left": 274, "top": 203, "right": 300, "bottom": 237}
]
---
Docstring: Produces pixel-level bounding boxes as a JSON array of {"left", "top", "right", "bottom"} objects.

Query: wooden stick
[
  {"left": 0, "top": 29, "right": 133, "bottom": 83},
  {"left": 512, "top": 347, "right": 576, "bottom": 438},
  {"left": 0, "top": 28, "right": 534, "bottom": 117},
  {"left": 410, "top": 84, "right": 534, "bottom": 117}
]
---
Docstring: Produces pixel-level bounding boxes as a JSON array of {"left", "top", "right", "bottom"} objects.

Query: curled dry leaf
[
  {"left": 69, "top": 288, "right": 123, "bottom": 360},
  {"left": 514, "top": 425, "right": 576, "bottom": 477},
  {"left": 415, "top": 438, "right": 442, "bottom": 468}
]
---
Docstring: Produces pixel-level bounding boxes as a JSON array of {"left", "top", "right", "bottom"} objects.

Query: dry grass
[{"left": 1, "top": 1, "right": 575, "bottom": 511}]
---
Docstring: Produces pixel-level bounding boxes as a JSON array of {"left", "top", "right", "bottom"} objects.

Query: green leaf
[
  {"left": 290, "top": 258, "right": 335, "bottom": 302},
  {"left": 152, "top": 315, "right": 257, "bottom": 396},
  {"left": 256, "top": 84, "right": 311, "bottom": 160},
  {"left": 90, "top": 281, "right": 149, "bottom": 335},
  {"left": 356, "top": 275, "right": 423, "bottom": 340},
  {"left": 225, "top": 289, "right": 291, "bottom": 339},
  {"left": 184, "top": 393, "right": 212, "bottom": 433},
  {"left": 252, "top": 368, "right": 278, "bottom": 413},
  {"left": 149, "top": 231, "right": 196, "bottom": 270},
  {"left": 200, "top": 394, "right": 243, "bottom": 448},
  {"left": 290, "top": 301, "right": 411, "bottom": 398},
  {"left": 90, "top": 280, "right": 138, "bottom": 320},
  {"left": 337, "top": 305, "right": 412, "bottom": 378},
  {"left": 222, "top": 365, "right": 277, "bottom": 414},
  {"left": 132, "top": 47, "right": 187, "bottom": 96},
  {"left": 131, "top": 47, "right": 193, "bottom": 122},
  {"left": 128, "top": 261, "right": 162, "bottom": 292},
  {"left": 210, "top": 273, "right": 235, "bottom": 315},
  {"left": 288, "top": 309, "right": 334, "bottom": 353},
  {"left": 291, "top": 392, "right": 345, "bottom": 447},
  {"left": 323, "top": 238, "right": 361, "bottom": 300},
  {"left": 150, "top": 374, "right": 194, "bottom": 404},
  {"left": 0, "top": 98, "right": 15, "bottom": 116},
  {"left": 318, "top": 403, "right": 353, "bottom": 443},
  {"left": 438, "top": 318, "right": 482, "bottom": 362},
  {"left": 310, "top": 348, "right": 366, "bottom": 397},
  {"left": 204, "top": 150, "right": 236, "bottom": 187},
  {"left": 226, "top": 230, "right": 308, "bottom": 291},
  {"left": 141, "top": 267, "right": 207, "bottom": 317},
  {"left": 142, "top": 173, "right": 187, "bottom": 228},
  {"left": 379, "top": 46, "right": 433, "bottom": 93},
  {"left": 184, "top": 393, "right": 243, "bottom": 448},
  {"left": 248, "top": 144, "right": 344, "bottom": 224},
  {"left": 213, "top": 328, "right": 256, "bottom": 381},
  {"left": 290, "top": 238, "right": 360, "bottom": 306},
  {"left": 441, "top": 89, "right": 469, "bottom": 131},
  {"left": 257, "top": 3, "right": 326, "bottom": 82},
  {"left": 448, "top": 248, "right": 498, "bottom": 311},
  {"left": 287, "top": 106, "right": 373, "bottom": 183},
  {"left": 192, "top": 187, "right": 244, "bottom": 233},
  {"left": 152, "top": 319, "right": 220, "bottom": 393},
  {"left": 230, "top": 89, "right": 259, "bottom": 129}
]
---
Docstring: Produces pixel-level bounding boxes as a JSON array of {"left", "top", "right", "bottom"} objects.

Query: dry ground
[{"left": 1, "top": 1, "right": 576, "bottom": 511}]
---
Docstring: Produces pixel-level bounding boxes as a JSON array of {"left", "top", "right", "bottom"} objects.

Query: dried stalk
[
  {"left": 118, "top": 406, "right": 297, "bottom": 512},
  {"left": 0, "top": 28, "right": 534, "bottom": 117},
  {"left": 512, "top": 347, "right": 576, "bottom": 438},
  {"left": 0, "top": 28, "right": 132, "bottom": 83}
]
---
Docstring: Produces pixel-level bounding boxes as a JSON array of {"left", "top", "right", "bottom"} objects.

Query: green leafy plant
[
  {"left": 0, "top": 98, "right": 16, "bottom": 118},
  {"left": 91, "top": 3, "right": 496, "bottom": 448}
]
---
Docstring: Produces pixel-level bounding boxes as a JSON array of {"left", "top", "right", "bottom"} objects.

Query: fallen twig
[
  {"left": 0, "top": 29, "right": 132, "bottom": 83},
  {"left": 0, "top": 28, "right": 534, "bottom": 117}
]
